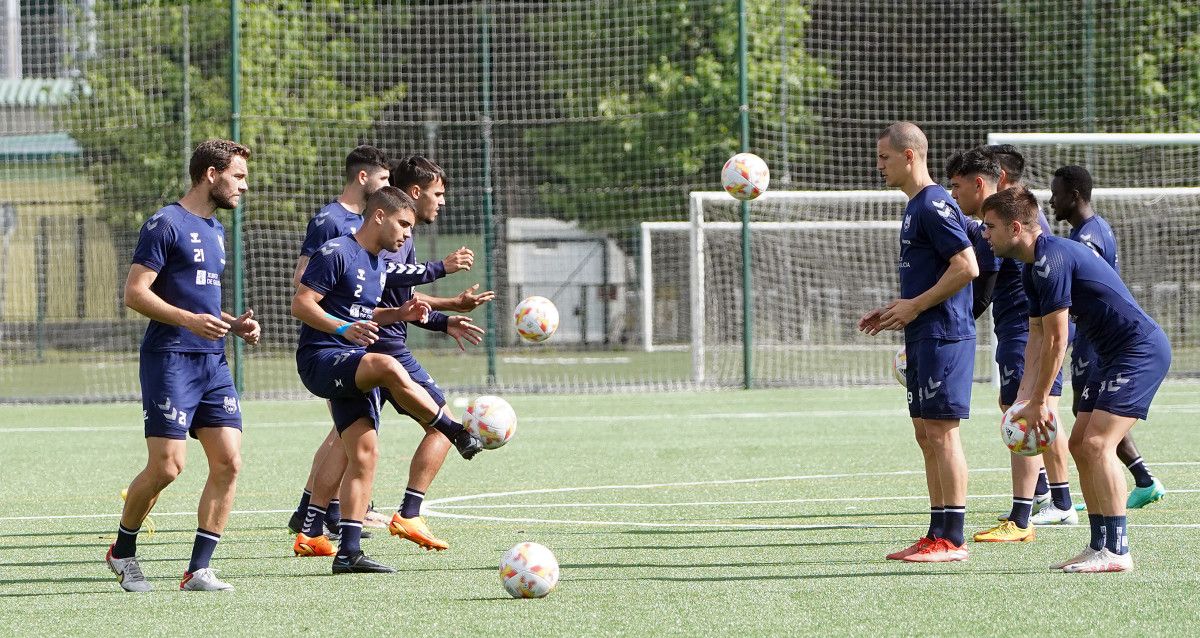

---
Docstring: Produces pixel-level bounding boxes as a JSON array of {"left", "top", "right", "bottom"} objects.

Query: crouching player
[
  {"left": 981, "top": 188, "right": 1171, "bottom": 573},
  {"left": 291, "top": 186, "right": 481, "bottom": 574}
]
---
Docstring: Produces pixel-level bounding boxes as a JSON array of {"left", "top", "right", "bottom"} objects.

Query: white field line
[{"left": 4, "top": 404, "right": 1199, "bottom": 434}]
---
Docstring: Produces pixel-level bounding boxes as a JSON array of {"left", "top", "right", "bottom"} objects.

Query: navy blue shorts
[
  {"left": 905, "top": 337, "right": 974, "bottom": 420},
  {"left": 1077, "top": 329, "right": 1171, "bottom": 420},
  {"left": 297, "top": 347, "right": 381, "bottom": 433},
  {"left": 996, "top": 335, "right": 1063, "bottom": 407},
  {"left": 140, "top": 351, "right": 242, "bottom": 440},
  {"left": 1070, "top": 333, "right": 1098, "bottom": 396},
  {"left": 377, "top": 347, "right": 447, "bottom": 419}
]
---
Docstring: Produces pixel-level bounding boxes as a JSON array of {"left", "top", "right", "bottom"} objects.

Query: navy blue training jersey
[
  {"left": 297, "top": 237, "right": 387, "bottom": 351},
  {"left": 1023, "top": 234, "right": 1160, "bottom": 361},
  {"left": 899, "top": 184, "right": 974, "bottom": 342},
  {"left": 1068, "top": 214, "right": 1119, "bottom": 274},
  {"left": 131, "top": 203, "right": 227, "bottom": 353},
  {"left": 372, "top": 234, "right": 448, "bottom": 349},
  {"left": 299, "top": 201, "right": 362, "bottom": 258},
  {"left": 972, "top": 210, "right": 1053, "bottom": 340}
]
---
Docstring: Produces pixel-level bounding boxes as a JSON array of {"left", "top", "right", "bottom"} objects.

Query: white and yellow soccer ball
[
  {"left": 514, "top": 295, "right": 559, "bottom": 343},
  {"left": 464, "top": 395, "right": 517, "bottom": 449},
  {"left": 892, "top": 345, "right": 907, "bottom": 386},
  {"left": 499, "top": 541, "right": 560, "bottom": 598},
  {"left": 721, "top": 152, "right": 770, "bottom": 201},
  {"left": 1000, "top": 400, "right": 1057, "bottom": 457}
]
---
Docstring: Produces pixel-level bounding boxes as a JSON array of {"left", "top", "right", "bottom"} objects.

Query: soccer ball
[
  {"left": 721, "top": 152, "right": 770, "bottom": 201},
  {"left": 1000, "top": 400, "right": 1057, "bottom": 457},
  {"left": 499, "top": 542, "right": 560, "bottom": 598},
  {"left": 514, "top": 296, "right": 559, "bottom": 343},
  {"left": 891, "top": 345, "right": 907, "bottom": 386},
  {"left": 464, "top": 395, "right": 516, "bottom": 449}
]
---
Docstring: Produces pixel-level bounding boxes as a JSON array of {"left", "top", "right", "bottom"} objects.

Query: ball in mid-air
[
  {"left": 499, "top": 541, "right": 560, "bottom": 598},
  {"left": 464, "top": 395, "right": 517, "bottom": 449},
  {"left": 721, "top": 152, "right": 770, "bottom": 201},
  {"left": 514, "top": 296, "right": 559, "bottom": 343}
]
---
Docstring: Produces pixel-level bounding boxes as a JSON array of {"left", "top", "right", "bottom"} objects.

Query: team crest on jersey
[
  {"left": 223, "top": 396, "right": 239, "bottom": 414},
  {"left": 932, "top": 199, "right": 952, "bottom": 218}
]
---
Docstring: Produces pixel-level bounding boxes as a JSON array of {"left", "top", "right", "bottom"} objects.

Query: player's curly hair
[
  {"left": 188, "top": 139, "right": 250, "bottom": 185},
  {"left": 1053, "top": 165, "right": 1094, "bottom": 203},
  {"left": 981, "top": 186, "right": 1039, "bottom": 227}
]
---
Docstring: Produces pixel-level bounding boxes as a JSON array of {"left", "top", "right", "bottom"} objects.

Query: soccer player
[
  {"left": 105, "top": 139, "right": 261, "bottom": 592},
  {"left": 981, "top": 187, "right": 1171, "bottom": 572},
  {"left": 292, "top": 186, "right": 482, "bottom": 573},
  {"left": 860, "top": 122, "right": 979, "bottom": 562},
  {"left": 1051, "top": 165, "right": 1167, "bottom": 509},
  {"left": 946, "top": 148, "right": 1064, "bottom": 543},
  {"left": 286, "top": 145, "right": 393, "bottom": 538},
  {"left": 377, "top": 155, "right": 494, "bottom": 550},
  {"left": 981, "top": 144, "right": 1083, "bottom": 525},
  {"left": 292, "top": 155, "right": 493, "bottom": 556}
]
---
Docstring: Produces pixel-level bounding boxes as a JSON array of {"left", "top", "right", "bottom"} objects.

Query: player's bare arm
[
  {"left": 291, "top": 283, "right": 379, "bottom": 347},
  {"left": 124, "top": 263, "right": 230, "bottom": 340},
  {"left": 291, "top": 255, "right": 310, "bottom": 289},
  {"left": 1013, "top": 308, "right": 1069, "bottom": 438},
  {"left": 876, "top": 246, "right": 979, "bottom": 333},
  {"left": 414, "top": 284, "right": 496, "bottom": 313}
]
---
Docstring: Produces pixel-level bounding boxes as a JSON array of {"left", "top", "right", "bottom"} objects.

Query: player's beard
[{"left": 211, "top": 189, "right": 240, "bottom": 210}]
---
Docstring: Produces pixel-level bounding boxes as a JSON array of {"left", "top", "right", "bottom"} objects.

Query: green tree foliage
[
  {"left": 65, "top": 1, "right": 404, "bottom": 231},
  {"left": 1003, "top": 0, "right": 1200, "bottom": 131},
  {"left": 526, "top": 1, "right": 833, "bottom": 236}
]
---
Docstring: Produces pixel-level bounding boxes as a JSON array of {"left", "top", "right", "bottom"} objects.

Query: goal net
[{"left": 644, "top": 188, "right": 1200, "bottom": 387}]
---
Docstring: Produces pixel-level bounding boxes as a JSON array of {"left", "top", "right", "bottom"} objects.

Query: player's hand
[
  {"left": 857, "top": 307, "right": 885, "bottom": 336},
  {"left": 339, "top": 321, "right": 379, "bottom": 347},
  {"left": 230, "top": 309, "right": 261, "bottom": 346},
  {"left": 185, "top": 313, "right": 231, "bottom": 340},
  {"left": 397, "top": 297, "right": 432, "bottom": 323},
  {"left": 448, "top": 284, "right": 496, "bottom": 312},
  {"left": 878, "top": 298, "right": 921, "bottom": 332},
  {"left": 446, "top": 315, "right": 485, "bottom": 351},
  {"left": 1014, "top": 399, "right": 1055, "bottom": 444},
  {"left": 442, "top": 246, "right": 474, "bottom": 273}
]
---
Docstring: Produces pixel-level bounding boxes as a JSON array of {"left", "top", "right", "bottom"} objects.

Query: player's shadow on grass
[
  {"left": 0, "top": 540, "right": 195, "bottom": 551},
  {"left": 594, "top": 539, "right": 896, "bottom": 551},
  {"left": 0, "top": 589, "right": 126, "bottom": 598},
  {"left": 726, "top": 510, "right": 922, "bottom": 521},
  {"left": 0, "top": 529, "right": 114, "bottom": 539}
]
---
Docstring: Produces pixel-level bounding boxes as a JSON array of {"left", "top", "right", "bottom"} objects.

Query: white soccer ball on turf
[
  {"left": 464, "top": 395, "right": 517, "bottom": 449},
  {"left": 1000, "top": 400, "right": 1057, "bottom": 457},
  {"left": 892, "top": 345, "right": 907, "bottom": 386},
  {"left": 721, "top": 152, "right": 770, "bottom": 201},
  {"left": 500, "top": 541, "right": 560, "bottom": 598},
  {"left": 514, "top": 295, "right": 559, "bottom": 343}
]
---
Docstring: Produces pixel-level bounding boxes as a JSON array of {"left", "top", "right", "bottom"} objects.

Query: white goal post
[{"left": 643, "top": 186, "right": 1200, "bottom": 386}]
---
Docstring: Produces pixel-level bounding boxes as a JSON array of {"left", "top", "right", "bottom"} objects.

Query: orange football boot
[
  {"left": 388, "top": 513, "right": 449, "bottom": 551},
  {"left": 293, "top": 533, "right": 336, "bottom": 557}
]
